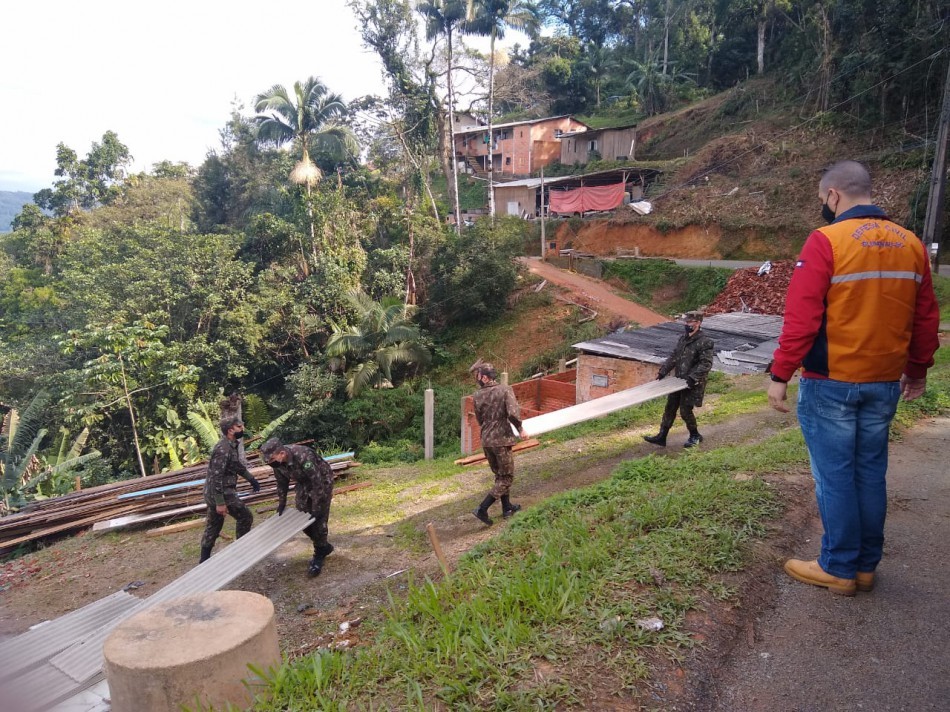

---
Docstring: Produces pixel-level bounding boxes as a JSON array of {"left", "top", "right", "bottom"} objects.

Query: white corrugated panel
[
  {"left": 14, "top": 509, "right": 314, "bottom": 711},
  {"left": 522, "top": 378, "right": 688, "bottom": 437}
]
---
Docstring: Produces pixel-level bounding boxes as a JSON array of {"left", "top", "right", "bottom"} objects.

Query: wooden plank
[
  {"left": 454, "top": 439, "right": 541, "bottom": 466},
  {"left": 145, "top": 518, "right": 206, "bottom": 536}
]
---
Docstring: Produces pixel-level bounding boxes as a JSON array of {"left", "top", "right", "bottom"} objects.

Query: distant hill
[{"left": 0, "top": 191, "right": 36, "bottom": 233}]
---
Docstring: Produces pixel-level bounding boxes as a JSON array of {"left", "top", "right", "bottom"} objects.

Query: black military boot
[
  {"left": 501, "top": 495, "right": 521, "bottom": 518},
  {"left": 308, "top": 543, "right": 334, "bottom": 577},
  {"left": 198, "top": 544, "right": 213, "bottom": 564},
  {"left": 472, "top": 495, "right": 496, "bottom": 526},
  {"left": 684, "top": 431, "right": 704, "bottom": 448},
  {"left": 643, "top": 428, "right": 669, "bottom": 447}
]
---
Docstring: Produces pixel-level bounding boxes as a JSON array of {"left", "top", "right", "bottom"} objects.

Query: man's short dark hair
[
  {"left": 219, "top": 416, "right": 242, "bottom": 435},
  {"left": 469, "top": 359, "right": 497, "bottom": 381},
  {"left": 685, "top": 310, "right": 704, "bottom": 322},
  {"left": 820, "top": 160, "right": 872, "bottom": 198}
]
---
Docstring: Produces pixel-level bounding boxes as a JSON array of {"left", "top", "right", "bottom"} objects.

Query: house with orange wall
[{"left": 453, "top": 115, "right": 589, "bottom": 178}]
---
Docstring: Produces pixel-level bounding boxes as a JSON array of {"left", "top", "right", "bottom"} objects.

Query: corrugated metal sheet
[
  {"left": 523, "top": 378, "right": 687, "bottom": 437},
  {"left": 574, "top": 313, "right": 784, "bottom": 375},
  {"left": 0, "top": 590, "right": 138, "bottom": 680},
  {"left": 9, "top": 509, "right": 314, "bottom": 711}
]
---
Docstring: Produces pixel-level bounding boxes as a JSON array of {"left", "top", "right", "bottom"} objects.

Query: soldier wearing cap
[
  {"left": 470, "top": 360, "right": 528, "bottom": 526},
  {"left": 259, "top": 437, "right": 335, "bottom": 577},
  {"left": 198, "top": 417, "right": 261, "bottom": 564},
  {"left": 643, "top": 311, "right": 714, "bottom": 448}
]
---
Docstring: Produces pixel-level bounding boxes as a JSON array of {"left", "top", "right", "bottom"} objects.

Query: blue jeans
[{"left": 797, "top": 377, "right": 900, "bottom": 579}]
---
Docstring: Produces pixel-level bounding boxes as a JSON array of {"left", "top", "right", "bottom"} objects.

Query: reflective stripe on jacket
[{"left": 772, "top": 206, "right": 939, "bottom": 383}]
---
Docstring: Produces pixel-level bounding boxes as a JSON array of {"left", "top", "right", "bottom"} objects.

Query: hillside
[
  {"left": 555, "top": 78, "right": 941, "bottom": 261},
  {"left": 0, "top": 190, "right": 34, "bottom": 233}
]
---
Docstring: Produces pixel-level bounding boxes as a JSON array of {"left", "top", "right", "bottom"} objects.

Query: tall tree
[
  {"left": 417, "top": 0, "right": 468, "bottom": 234},
  {"left": 254, "top": 77, "right": 358, "bottom": 267},
  {"left": 33, "top": 132, "right": 131, "bottom": 217},
  {"left": 464, "top": 0, "right": 539, "bottom": 217}
]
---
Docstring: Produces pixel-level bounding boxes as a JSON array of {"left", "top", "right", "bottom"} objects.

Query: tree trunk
[
  {"left": 662, "top": 0, "right": 670, "bottom": 75},
  {"left": 447, "top": 30, "right": 462, "bottom": 234},
  {"left": 488, "top": 30, "right": 496, "bottom": 220},
  {"left": 120, "top": 356, "right": 148, "bottom": 478},
  {"left": 757, "top": 18, "right": 766, "bottom": 75}
]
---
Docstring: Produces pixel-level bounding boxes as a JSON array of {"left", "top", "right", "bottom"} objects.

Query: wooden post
[
  {"left": 75, "top": 476, "right": 82, "bottom": 492},
  {"left": 426, "top": 522, "right": 449, "bottom": 574},
  {"left": 500, "top": 371, "right": 508, "bottom": 386},
  {"left": 424, "top": 388, "right": 434, "bottom": 461}
]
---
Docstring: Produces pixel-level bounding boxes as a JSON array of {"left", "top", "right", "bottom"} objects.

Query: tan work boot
[
  {"left": 855, "top": 571, "right": 875, "bottom": 592},
  {"left": 784, "top": 559, "right": 856, "bottom": 596}
]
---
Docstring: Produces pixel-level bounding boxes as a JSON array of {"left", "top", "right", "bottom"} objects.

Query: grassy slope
[{"left": 254, "top": 281, "right": 949, "bottom": 709}]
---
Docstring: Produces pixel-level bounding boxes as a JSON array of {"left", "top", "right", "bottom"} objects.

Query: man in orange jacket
[{"left": 768, "top": 160, "right": 939, "bottom": 596}]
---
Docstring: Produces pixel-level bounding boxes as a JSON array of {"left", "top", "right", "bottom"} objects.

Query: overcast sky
[{"left": 1, "top": 0, "right": 516, "bottom": 193}]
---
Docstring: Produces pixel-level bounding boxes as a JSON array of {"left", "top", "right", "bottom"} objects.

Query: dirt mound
[{"left": 706, "top": 260, "right": 794, "bottom": 315}]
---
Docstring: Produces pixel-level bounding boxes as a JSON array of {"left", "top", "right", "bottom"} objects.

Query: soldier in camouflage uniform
[
  {"left": 644, "top": 311, "right": 715, "bottom": 448},
  {"left": 199, "top": 417, "right": 261, "bottom": 563},
  {"left": 470, "top": 360, "right": 528, "bottom": 526},
  {"left": 259, "top": 438, "right": 335, "bottom": 577}
]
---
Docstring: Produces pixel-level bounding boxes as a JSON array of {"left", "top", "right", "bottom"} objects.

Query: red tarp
[{"left": 549, "top": 182, "right": 626, "bottom": 214}]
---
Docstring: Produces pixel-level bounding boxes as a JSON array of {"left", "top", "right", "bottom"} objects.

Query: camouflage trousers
[
  {"left": 659, "top": 391, "right": 698, "bottom": 432},
  {"left": 201, "top": 490, "right": 253, "bottom": 551},
  {"left": 484, "top": 445, "right": 515, "bottom": 498},
  {"left": 300, "top": 496, "right": 332, "bottom": 555}
]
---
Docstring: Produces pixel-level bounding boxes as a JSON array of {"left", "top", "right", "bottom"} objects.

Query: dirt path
[
  {"left": 707, "top": 417, "right": 950, "bottom": 711},
  {"left": 520, "top": 256, "right": 669, "bottom": 326}
]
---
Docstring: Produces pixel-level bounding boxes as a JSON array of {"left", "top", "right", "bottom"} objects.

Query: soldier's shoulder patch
[{"left": 304, "top": 461, "right": 314, "bottom": 469}]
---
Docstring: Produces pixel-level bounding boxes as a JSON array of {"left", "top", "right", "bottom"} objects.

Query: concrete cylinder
[{"left": 103, "top": 591, "right": 281, "bottom": 712}]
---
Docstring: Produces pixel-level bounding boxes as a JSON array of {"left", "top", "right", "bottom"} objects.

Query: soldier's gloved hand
[
  {"left": 276, "top": 501, "right": 286, "bottom": 516},
  {"left": 686, "top": 376, "right": 697, "bottom": 388},
  {"left": 249, "top": 477, "right": 261, "bottom": 493},
  {"left": 656, "top": 372, "right": 666, "bottom": 380}
]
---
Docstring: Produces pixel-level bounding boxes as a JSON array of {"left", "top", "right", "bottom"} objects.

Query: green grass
[
  {"left": 933, "top": 273, "right": 950, "bottom": 322},
  {"left": 603, "top": 259, "right": 732, "bottom": 315},
  {"left": 253, "top": 429, "right": 808, "bottom": 711}
]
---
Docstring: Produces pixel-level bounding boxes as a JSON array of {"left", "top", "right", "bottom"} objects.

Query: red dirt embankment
[{"left": 554, "top": 221, "right": 802, "bottom": 261}]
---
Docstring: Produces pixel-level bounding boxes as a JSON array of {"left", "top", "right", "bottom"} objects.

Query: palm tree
[
  {"left": 463, "top": 0, "right": 539, "bottom": 218},
  {"left": 417, "top": 0, "right": 468, "bottom": 234},
  {"left": 325, "top": 291, "right": 432, "bottom": 398},
  {"left": 254, "top": 77, "right": 358, "bottom": 269}
]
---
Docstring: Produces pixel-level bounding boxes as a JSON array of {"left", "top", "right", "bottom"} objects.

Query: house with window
[
  {"left": 559, "top": 123, "right": 638, "bottom": 166},
  {"left": 454, "top": 115, "right": 589, "bottom": 179}
]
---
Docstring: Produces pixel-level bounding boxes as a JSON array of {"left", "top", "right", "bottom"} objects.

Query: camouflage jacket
[
  {"left": 473, "top": 382, "right": 522, "bottom": 447},
  {"left": 659, "top": 329, "right": 715, "bottom": 407},
  {"left": 269, "top": 444, "right": 334, "bottom": 514},
  {"left": 204, "top": 436, "right": 254, "bottom": 506}
]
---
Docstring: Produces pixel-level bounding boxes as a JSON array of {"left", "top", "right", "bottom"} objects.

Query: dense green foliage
[{"left": 603, "top": 258, "right": 732, "bottom": 315}]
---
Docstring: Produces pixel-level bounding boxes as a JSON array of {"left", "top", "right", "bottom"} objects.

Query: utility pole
[
  {"left": 540, "top": 167, "right": 546, "bottom": 259},
  {"left": 922, "top": 55, "right": 950, "bottom": 273}
]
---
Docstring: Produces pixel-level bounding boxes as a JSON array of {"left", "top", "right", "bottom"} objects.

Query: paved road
[
  {"left": 520, "top": 257, "right": 669, "bottom": 326},
  {"left": 711, "top": 416, "right": 950, "bottom": 711}
]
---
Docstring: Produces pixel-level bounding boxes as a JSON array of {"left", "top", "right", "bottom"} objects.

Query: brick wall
[
  {"left": 575, "top": 354, "right": 659, "bottom": 403},
  {"left": 460, "top": 371, "right": 577, "bottom": 455}
]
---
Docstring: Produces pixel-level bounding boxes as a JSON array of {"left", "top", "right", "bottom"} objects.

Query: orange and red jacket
[{"left": 771, "top": 205, "right": 940, "bottom": 383}]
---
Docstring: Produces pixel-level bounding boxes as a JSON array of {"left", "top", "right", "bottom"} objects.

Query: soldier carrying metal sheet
[
  {"left": 470, "top": 360, "right": 528, "bottom": 526},
  {"left": 259, "top": 438, "right": 335, "bottom": 577},
  {"left": 643, "top": 311, "right": 714, "bottom": 448}
]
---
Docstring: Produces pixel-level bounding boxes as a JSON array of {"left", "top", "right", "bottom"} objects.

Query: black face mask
[
  {"left": 821, "top": 200, "right": 836, "bottom": 225},
  {"left": 233, "top": 429, "right": 245, "bottom": 439}
]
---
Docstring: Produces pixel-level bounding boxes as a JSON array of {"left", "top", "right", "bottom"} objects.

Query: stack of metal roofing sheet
[{"left": 1, "top": 509, "right": 314, "bottom": 712}]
